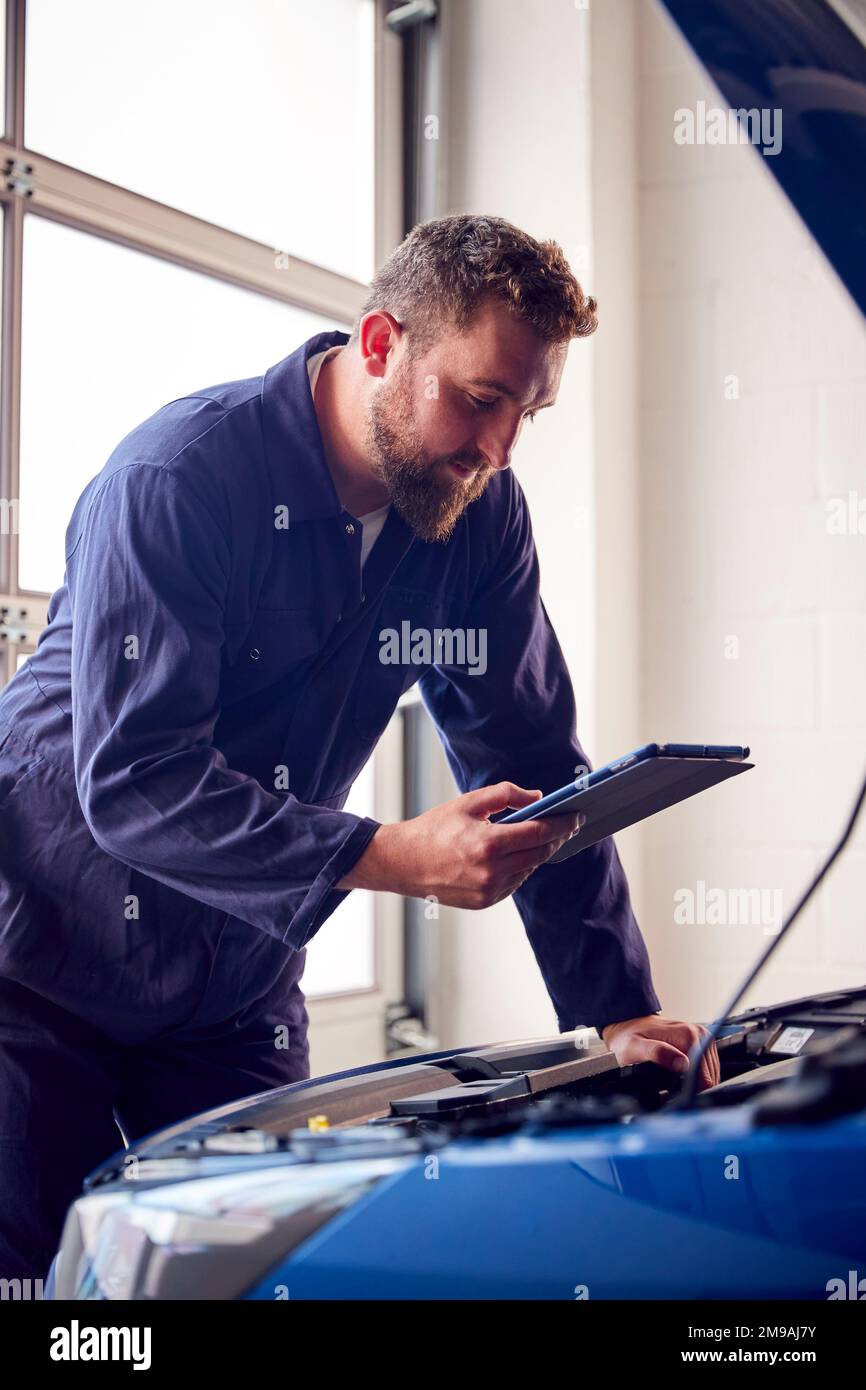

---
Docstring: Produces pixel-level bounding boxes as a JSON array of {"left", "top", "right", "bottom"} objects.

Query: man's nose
[{"left": 478, "top": 425, "right": 520, "bottom": 472}]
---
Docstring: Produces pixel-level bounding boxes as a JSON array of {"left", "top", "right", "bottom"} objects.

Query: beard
[{"left": 365, "top": 356, "right": 495, "bottom": 542}]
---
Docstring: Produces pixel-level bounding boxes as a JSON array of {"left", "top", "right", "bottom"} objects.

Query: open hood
[{"left": 661, "top": 0, "right": 866, "bottom": 320}]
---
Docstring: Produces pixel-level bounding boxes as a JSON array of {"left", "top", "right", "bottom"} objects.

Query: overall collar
[
  {"left": 260, "top": 329, "right": 351, "bottom": 521},
  {"left": 260, "top": 330, "right": 418, "bottom": 602}
]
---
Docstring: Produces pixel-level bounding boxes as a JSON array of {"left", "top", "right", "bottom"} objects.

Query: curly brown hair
[{"left": 349, "top": 213, "right": 597, "bottom": 355}]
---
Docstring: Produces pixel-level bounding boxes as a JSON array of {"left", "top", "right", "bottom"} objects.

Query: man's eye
[{"left": 466, "top": 394, "right": 497, "bottom": 411}]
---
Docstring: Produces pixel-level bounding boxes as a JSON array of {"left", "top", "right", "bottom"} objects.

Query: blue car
[{"left": 48, "top": 985, "right": 866, "bottom": 1300}]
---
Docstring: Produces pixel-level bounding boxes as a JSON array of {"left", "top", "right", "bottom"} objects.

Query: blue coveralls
[{"left": 0, "top": 329, "right": 660, "bottom": 1278}]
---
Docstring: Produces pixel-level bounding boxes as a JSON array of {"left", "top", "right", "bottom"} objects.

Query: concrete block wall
[
  {"left": 637, "top": 0, "right": 866, "bottom": 1020},
  {"left": 432, "top": 0, "right": 866, "bottom": 1043}
]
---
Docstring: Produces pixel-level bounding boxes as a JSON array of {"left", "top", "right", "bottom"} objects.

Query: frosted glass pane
[
  {"left": 19, "top": 215, "right": 341, "bottom": 593},
  {"left": 25, "top": 0, "right": 376, "bottom": 283},
  {"left": 303, "top": 756, "right": 376, "bottom": 997}
]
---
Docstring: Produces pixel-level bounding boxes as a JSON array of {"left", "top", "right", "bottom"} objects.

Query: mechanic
[{"left": 0, "top": 214, "right": 720, "bottom": 1281}]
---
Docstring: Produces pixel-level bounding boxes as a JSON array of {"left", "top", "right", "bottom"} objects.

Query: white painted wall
[
  {"left": 433, "top": 0, "right": 866, "bottom": 1047},
  {"left": 636, "top": 0, "right": 866, "bottom": 1019}
]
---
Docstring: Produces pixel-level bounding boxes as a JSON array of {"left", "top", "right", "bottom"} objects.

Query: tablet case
[{"left": 543, "top": 754, "right": 754, "bottom": 862}]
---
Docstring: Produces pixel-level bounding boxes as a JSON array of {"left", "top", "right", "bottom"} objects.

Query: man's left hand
[{"left": 601, "top": 1014, "right": 721, "bottom": 1091}]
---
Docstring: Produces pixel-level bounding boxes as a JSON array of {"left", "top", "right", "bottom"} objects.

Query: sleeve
[
  {"left": 418, "top": 474, "right": 662, "bottom": 1035},
  {"left": 68, "top": 462, "right": 380, "bottom": 950}
]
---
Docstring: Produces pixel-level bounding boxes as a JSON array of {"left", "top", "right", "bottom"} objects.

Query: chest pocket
[
  {"left": 222, "top": 607, "right": 325, "bottom": 706},
  {"left": 352, "top": 587, "right": 451, "bottom": 743}
]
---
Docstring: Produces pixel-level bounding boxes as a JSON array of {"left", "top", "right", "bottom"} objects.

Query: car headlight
[{"left": 58, "top": 1157, "right": 410, "bottom": 1300}]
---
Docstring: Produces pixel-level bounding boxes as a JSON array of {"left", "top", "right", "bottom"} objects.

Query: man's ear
[{"left": 359, "top": 311, "right": 404, "bottom": 381}]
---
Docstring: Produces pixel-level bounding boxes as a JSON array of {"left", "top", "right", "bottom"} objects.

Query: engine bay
[{"left": 85, "top": 985, "right": 866, "bottom": 1191}]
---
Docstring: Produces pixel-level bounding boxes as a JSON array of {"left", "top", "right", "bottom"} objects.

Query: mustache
[{"left": 439, "top": 454, "right": 490, "bottom": 477}]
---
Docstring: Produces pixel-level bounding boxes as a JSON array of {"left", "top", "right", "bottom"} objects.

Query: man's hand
[
  {"left": 601, "top": 1014, "right": 721, "bottom": 1091},
  {"left": 337, "top": 781, "right": 584, "bottom": 909}
]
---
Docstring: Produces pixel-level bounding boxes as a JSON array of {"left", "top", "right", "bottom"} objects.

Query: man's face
[{"left": 365, "top": 300, "right": 566, "bottom": 542}]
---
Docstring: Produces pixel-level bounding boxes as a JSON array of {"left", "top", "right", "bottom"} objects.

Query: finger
[
  {"left": 495, "top": 871, "right": 534, "bottom": 902},
  {"left": 688, "top": 1038, "right": 718, "bottom": 1089},
  {"left": 693, "top": 1027, "right": 720, "bottom": 1087},
  {"left": 489, "top": 811, "right": 585, "bottom": 856},
  {"left": 697, "top": 1057, "right": 715, "bottom": 1091},
  {"left": 711, "top": 1039, "right": 721, "bottom": 1087},
  {"left": 461, "top": 781, "right": 543, "bottom": 818},
  {"left": 643, "top": 1021, "right": 706, "bottom": 1058},
  {"left": 464, "top": 870, "right": 531, "bottom": 908},
  {"left": 633, "top": 1038, "right": 691, "bottom": 1077},
  {"left": 491, "top": 829, "right": 582, "bottom": 876},
  {"left": 490, "top": 847, "right": 563, "bottom": 877}
]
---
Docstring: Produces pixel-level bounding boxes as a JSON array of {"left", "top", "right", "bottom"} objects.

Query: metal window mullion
[
  {"left": 0, "top": 182, "right": 23, "bottom": 595},
  {"left": 0, "top": 142, "right": 368, "bottom": 323},
  {"left": 0, "top": 1, "right": 25, "bottom": 592},
  {"left": 5, "top": 0, "right": 24, "bottom": 146}
]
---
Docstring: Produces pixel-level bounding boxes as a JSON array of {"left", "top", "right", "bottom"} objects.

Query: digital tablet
[{"left": 499, "top": 742, "right": 753, "bottom": 863}]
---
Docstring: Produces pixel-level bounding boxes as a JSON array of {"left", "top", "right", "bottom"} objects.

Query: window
[
  {"left": 0, "top": 0, "right": 404, "bottom": 1034},
  {"left": 24, "top": 0, "right": 376, "bottom": 283},
  {"left": 2, "top": 0, "right": 399, "bottom": 612},
  {"left": 303, "top": 756, "right": 376, "bottom": 998},
  {"left": 18, "top": 217, "right": 341, "bottom": 593}
]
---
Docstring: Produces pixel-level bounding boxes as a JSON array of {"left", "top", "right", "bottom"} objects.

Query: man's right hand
[{"left": 337, "top": 781, "right": 584, "bottom": 908}]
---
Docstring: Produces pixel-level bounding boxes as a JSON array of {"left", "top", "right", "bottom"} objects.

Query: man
[{"left": 0, "top": 213, "right": 718, "bottom": 1281}]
